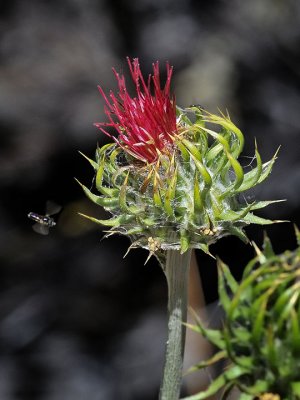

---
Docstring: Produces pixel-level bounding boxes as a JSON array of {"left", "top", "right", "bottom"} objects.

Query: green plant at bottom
[{"left": 184, "top": 228, "right": 300, "bottom": 400}]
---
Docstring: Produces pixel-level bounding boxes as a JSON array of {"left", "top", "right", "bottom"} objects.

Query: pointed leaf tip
[
  {"left": 262, "top": 231, "right": 275, "bottom": 258},
  {"left": 294, "top": 224, "right": 300, "bottom": 246}
]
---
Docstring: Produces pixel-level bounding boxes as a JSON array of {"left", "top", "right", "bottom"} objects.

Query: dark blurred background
[{"left": 0, "top": 0, "right": 299, "bottom": 399}]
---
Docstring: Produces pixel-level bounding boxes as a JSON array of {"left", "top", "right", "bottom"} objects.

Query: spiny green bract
[
  {"left": 183, "top": 228, "right": 300, "bottom": 400},
  {"left": 78, "top": 107, "right": 280, "bottom": 258}
]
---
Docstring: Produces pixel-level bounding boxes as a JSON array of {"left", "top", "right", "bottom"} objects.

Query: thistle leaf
[
  {"left": 250, "top": 199, "right": 285, "bottom": 211},
  {"left": 225, "top": 150, "right": 244, "bottom": 191},
  {"left": 189, "top": 154, "right": 212, "bottom": 197},
  {"left": 184, "top": 350, "right": 227, "bottom": 374},
  {"left": 218, "top": 203, "right": 253, "bottom": 222},
  {"left": 294, "top": 225, "right": 300, "bottom": 246},
  {"left": 164, "top": 167, "right": 177, "bottom": 217},
  {"left": 199, "top": 126, "right": 230, "bottom": 152},
  {"left": 243, "top": 213, "right": 281, "bottom": 225},
  {"left": 78, "top": 213, "right": 135, "bottom": 227},
  {"left": 217, "top": 259, "right": 238, "bottom": 312},
  {"left": 181, "top": 372, "right": 227, "bottom": 400},
  {"left": 75, "top": 179, "right": 119, "bottom": 209},
  {"left": 119, "top": 172, "right": 142, "bottom": 215},
  {"left": 257, "top": 147, "right": 280, "bottom": 184},
  {"left": 252, "top": 297, "right": 268, "bottom": 344},
  {"left": 182, "top": 366, "right": 248, "bottom": 400},
  {"left": 153, "top": 169, "right": 163, "bottom": 207},
  {"left": 181, "top": 138, "right": 203, "bottom": 161},
  {"left": 262, "top": 232, "right": 276, "bottom": 258},
  {"left": 239, "top": 380, "right": 269, "bottom": 396},
  {"left": 195, "top": 242, "right": 214, "bottom": 258},
  {"left": 202, "top": 112, "right": 244, "bottom": 155},
  {"left": 226, "top": 225, "right": 249, "bottom": 243},
  {"left": 217, "top": 259, "right": 239, "bottom": 293},
  {"left": 78, "top": 151, "right": 98, "bottom": 170},
  {"left": 236, "top": 144, "right": 262, "bottom": 192},
  {"left": 180, "top": 230, "right": 190, "bottom": 253},
  {"left": 185, "top": 320, "right": 225, "bottom": 349},
  {"left": 206, "top": 142, "right": 223, "bottom": 162},
  {"left": 277, "top": 288, "right": 300, "bottom": 330},
  {"left": 290, "top": 308, "right": 300, "bottom": 353},
  {"left": 177, "top": 141, "right": 190, "bottom": 162}
]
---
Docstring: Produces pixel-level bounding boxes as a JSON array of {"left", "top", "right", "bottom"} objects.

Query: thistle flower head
[
  {"left": 95, "top": 57, "right": 177, "bottom": 163},
  {"left": 78, "top": 59, "right": 281, "bottom": 261},
  {"left": 185, "top": 229, "right": 300, "bottom": 400}
]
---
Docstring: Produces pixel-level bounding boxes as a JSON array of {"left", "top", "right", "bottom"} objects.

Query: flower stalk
[{"left": 160, "top": 241, "right": 192, "bottom": 400}]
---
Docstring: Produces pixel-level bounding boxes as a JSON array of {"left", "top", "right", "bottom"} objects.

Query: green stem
[{"left": 159, "top": 247, "right": 192, "bottom": 400}]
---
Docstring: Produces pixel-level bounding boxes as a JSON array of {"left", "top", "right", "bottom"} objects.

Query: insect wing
[
  {"left": 32, "top": 223, "right": 49, "bottom": 236},
  {"left": 45, "top": 200, "right": 62, "bottom": 216}
]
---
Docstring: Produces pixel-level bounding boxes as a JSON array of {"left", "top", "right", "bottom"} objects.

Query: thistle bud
[{"left": 78, "top": 58, "right": 280, "bottom": 259}]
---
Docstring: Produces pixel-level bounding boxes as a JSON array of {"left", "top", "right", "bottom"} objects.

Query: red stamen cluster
[{"left": 95, "top": 58, "right": 177, "bottom": 163}]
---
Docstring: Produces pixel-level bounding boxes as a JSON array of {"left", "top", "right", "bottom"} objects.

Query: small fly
[{"left": 28, "top": 201, "right": 62, "bottom": 235}]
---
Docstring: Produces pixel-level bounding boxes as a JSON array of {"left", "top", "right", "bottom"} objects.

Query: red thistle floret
[{"left": 94, "top": 57, "right": 177, "bottom": 163}]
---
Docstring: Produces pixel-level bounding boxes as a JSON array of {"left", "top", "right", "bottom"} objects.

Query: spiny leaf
[
  {"left": 180, "top": 229, "right": 190, "bottom": 253},
  {"left": 76, "top": 179, "right": 119, "bottom": 209},
  {"left": 78, "top": 151, "right": 98, "bottom": 170},
  {"left": 217, "top": 259, "right": 238, "bottom": 312},
  {"left": 188, "top": 153, "right": 212, "bottom": 197},
  {"left": 177, "top": 141, "right": 190, "bottom": 163},
  {"left": 290, "top": 308, "right": 300, "bottom": 353},
  {"left": 226, "top": 225, "right": 249, "bottom": 243},
  {"left": 252, "top": 296, "right": 268, "bottom": 344},
  {"left": 239, "top": 380, "right": 269, "bottom": 396},
  {"left": 294, "top": 225, "right": 300, "bottom": 246},
  {"left": 273, "top": 282, "right": 299, "bottom": 315},
  {"left": 277, "top": 288, "right": 300, "bottom": 330},
  {"left": 181, "top": 366, "right": 248, "bottom": 400},
  {"left": 236, "top": 143, "right": 262, "bottom": 192},
  {"left": 193, "top": 172, "right": 203, "bottom": 215},
  {"left": 164, "top": 166, "right": 177, "bottom": 217},
  {"left": 252, "top": 241, "right": 267, "bottom": 264},
  {"left": 217, "top": 259, "right": 239, "bottom": 293},
  {"left": 95, "top": 156, "right": 119, "bottom": 196},
  {"left": 181, "top": 371, "right": 227, "bottom": 400},
  {"left": 153, "top": 169, "right": 163, "bottom": 207},
  {"left": 218, "top": 203, "right": 253, "bottom": 222},
  {"left": 185, "top": 322, "right": 225, "bottom": 349},
  {"left": 184, "top": 350, "right": 226, "bottom": 375},
  {"left": 198, "top": 126, "right": 230, "bottom": 152},
  {"left": 181, "top": 138, "right": 203, "bottom": 161},
  {"left": 78, "top": 213, "right": 135, "bottom": 227},
  {"left": 224, "top": 150, "right": 244, "bottom": 191},
  {"left": 257, "top": 147, "right": 280, "bottom": 184},
  {"left": 119, "top": 172, "right": 142, "bottom": 215},
  {"left": 250, "top": 199, "right": 286, "bottom": 211},
  {"left": 197, "top": 242, "right": 214, "bottom": 258},
  {"left": 206, "top": 142, "right": 224, "bottom": 162},
  {"left": 262, "top": 232, "right": 276, "bottom": 258},
  {"left": 96, "top": 142, "right": 115, "bottom": 159},
  {"left": 202, "top": 112, "right": 245, "bottom": 156},
  {"left": 243, "top": 213, "right": 284, "bottom": 225}
]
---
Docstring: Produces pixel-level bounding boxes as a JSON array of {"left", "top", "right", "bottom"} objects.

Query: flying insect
[{"left": 28, "top": 201, "right": 62, "bottom": 235}]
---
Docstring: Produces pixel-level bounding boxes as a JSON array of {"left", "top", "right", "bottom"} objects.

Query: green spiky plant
[
  {"left": 78, "top": 58, "right": 281, "bottom": 400},
  {"left": 183, "top": 228, "right": 300, "bottom": 400},
  {"left": 78, "top": 105, "right": 280, "bottom": 258}
]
